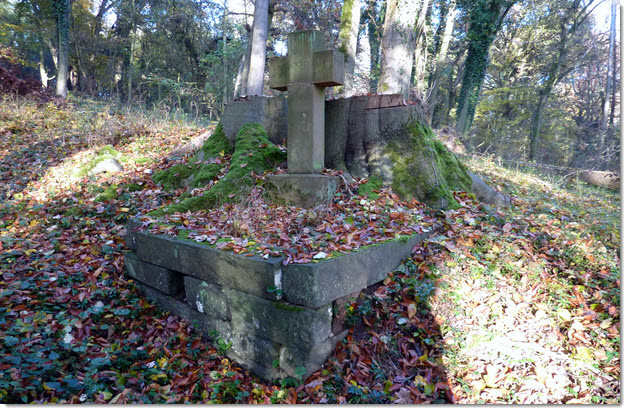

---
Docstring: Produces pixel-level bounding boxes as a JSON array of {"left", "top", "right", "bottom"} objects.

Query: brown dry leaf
[{"left": 392, "top": 387, "right": 414, "bottom": 404}]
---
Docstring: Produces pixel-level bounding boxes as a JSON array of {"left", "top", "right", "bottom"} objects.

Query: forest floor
[{"left": 0, "top": 96, "right": 620, "bottom": 404}]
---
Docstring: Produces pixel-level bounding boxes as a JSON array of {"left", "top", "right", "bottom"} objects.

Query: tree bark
[
  {"left": 411, "top": 0, "right": 432, "bottom": 97},
  {"left": 428, "top": 0, "right": 457, "bottom": 124},
  {"left": 366, "top": 1, "right": 384, "bottom": 93},
  {"left": 246, "top": 0, "right": 270, "bottom": 96},
  {"left": 455, "top": 0, "right": 513, "bottom": 136},
  {"left": 126, "top": 0, "right": 137, "bottom": 105},
  {"left": 600, "top": 0, "right": 616, "bottom": 155},
  {"left": 377, "top": 0, "right": 421, "bottom": 97},
  {"left": 55, "top": 0, "right": 70, "bottom": 98},
  {"left": 338, "top": 0, "right": 361, "bottom": 97}
]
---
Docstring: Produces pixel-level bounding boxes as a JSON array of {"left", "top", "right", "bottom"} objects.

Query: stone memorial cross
[{"left": 269, "top": 30, "right": 344, "bottom": 174}]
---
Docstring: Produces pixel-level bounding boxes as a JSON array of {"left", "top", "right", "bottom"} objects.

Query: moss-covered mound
[
  {"left": 151, "top": 123, "right": 285, "bottom": 215},
  {"left": 384, "top": 122, "right": 472, "bottom": 209},
  {"left": 74, "top": 144, "right": 128, "bottom": 177},
  {"left": 152, "top": 123, "right": 234, "bottom": 191}
]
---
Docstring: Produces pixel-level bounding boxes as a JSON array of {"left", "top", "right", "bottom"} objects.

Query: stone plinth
[
  {"left": 265, "top": 174, "right": 340, "bottom": 209},
  {"left": 124, "top": 217, "right": 428, "bottom": 381}
]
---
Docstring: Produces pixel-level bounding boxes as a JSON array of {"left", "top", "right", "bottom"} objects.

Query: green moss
[
  {"left": 95, "top": 184, "right": 118, "bottom": 202},
  {"left": 385, "top": 121, "right": 471, "bottom": 209},
  {"left": 357, "top": 174, "right": 383, "bottom": 200},
  {"left": 161, "top": 123, "right": 285, "bottom": 214},
  {"left": 152, "top": 124, "right": 234, "bottom": 192},
  {"left": 74, "top": 144, "right": 123, "bottom": 178},
  {"left": 272, "top": 302, "right": 306, "bottom": 312},
  {"left": 125, "top": 183, "right": 143, "bottom": 192},
  {"left": 200, "top": 123, "right": 232, "bottom": 159},
  {"left": 153, "top": 163, "right": 195, "bottom": 191},
  {"left": 134, "top": 157, "right": 151, "bottom": 164}
]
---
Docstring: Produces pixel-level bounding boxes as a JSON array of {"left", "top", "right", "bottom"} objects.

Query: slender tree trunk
[
  {"left": 222, "top": 2, "right": 229, "bottom": 108},
  {"left": 127, "top": 0, "right": 137, "bottom": 105},
  {"left": 455, "top": 1, "right": 513, "bottom": 136},
  {"left": 233, "top": 53, "right": 246, "bottom": 98},
  {"left": 428, "top": 0, "right": 457, "bottom": 124},
  {"left": 377, "top": 0, "right": 421, "bottom": 97},
  {"left": 411, "top": 0, "right": 432, "bottom": 97},
  {"left": 55, "top": 0, "right": 70, "bottom": 98},
  {"left": 38, "top": 45, "right": 50, "bottom": 88},
  {"left": 367, "top": 2, "right": 384, "bottom": 93},
  {"left": 246, "top": 0, "right": 270, "bottom": 96},
  {"left": 600, "top": 0, "right": 616, "bottom": 155},
  {"left": 338, "top": 0, "right": 361, "bottom": 97},
  {"left": 528, "top": 0, "right": 585, "bottom": 161}
]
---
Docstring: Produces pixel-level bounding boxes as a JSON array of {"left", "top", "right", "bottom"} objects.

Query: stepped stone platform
[{"left": 124, "top": 217, "right": 428, "bottom": 381}]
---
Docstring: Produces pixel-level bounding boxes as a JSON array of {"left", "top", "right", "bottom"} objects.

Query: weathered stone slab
[
  {"left": 221, "top": 96, "right": 287, "bottom": 146},
  {"left": 265, "top": 174, "right": 341, "bottom": 208},
  {"left": 131, "top": 229, "right": 283, "bottom": 301},
  {"left": 126, "top": 217, "right": 144, "bottom": 250},
  {"left": 125, "top": 252, "right": 183, "bottom": 295},
  {"left": 137, "top": 283, "right": 233, "bottom": 340},
  {"left": 184, "top": 277, "right": 230, "bottom": 321},
  {"left": 279, "top": 330, "right": 348, "bottom": 379},
  {"left": 227, "top": 288, "right": 332, "bottom": 351},
  {"left": 287, "top": 83, "right": 326, "bottom": 173},
  {"left": 228, "top": 332, "right": 281, "bottom": 371},
  {"left": 282, "top": 233, "right": 428, "bottom": 308}
]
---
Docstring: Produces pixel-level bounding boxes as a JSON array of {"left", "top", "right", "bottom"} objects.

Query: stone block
[
  {"left": 221, "top": 96, "right": 287, "bottom": 146},
  {"left": 269, "top": 57, "right": 289, "bottom": 91},
  {"left": 265, "top": 174, "right": 341, "bottom": 208},
  {"left": 227, "top": 288, "right": 332, "bottom": 351},
  {"left": 313, "top": 50, "right": 344, "bottom": 87},
  {"left": 184, "top": 277, "right": 230, "bottom": 320},
  {"left": 279, "top": 330, "right": 348, "bottom": 380},
  {"left": 132, "top": 229, "right": 283, "bottom": 301},
  {"left": 137, "top": 283, "right": 233, "bottom": 341},
  {"left": 125, "top": 252, "right": 183, "bottom": 295},
  {"left": 126, "top": 217, "right": 144, "bottom": 250},
  {"left": 282, "top": 233, "right": 428, "bottom": 308},
  {"left": 287, "top": 83, "right": 325, "bottom": 173},
  {"left": 228, "top": 332, "right": 281, "bottom": 370}
]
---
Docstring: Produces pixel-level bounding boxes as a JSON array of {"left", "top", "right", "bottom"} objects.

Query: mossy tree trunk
[{"left": 324, "top": 96, "right": 510, "bottom": 209}]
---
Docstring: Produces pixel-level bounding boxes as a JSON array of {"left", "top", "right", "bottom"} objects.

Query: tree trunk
[
  {"left": 455, "top": 0, "right": 513, "bottom": 136},
  {"left": 246, "top": 0, "right": 270, "bottom": 96},
  {"left": 411, "top": 0, "right": 432, "bottom": 97},
  {"left": 528, "top": 0, "right": 584, "bottom": 162},
  {"left": 55, "top": 0, "right": 70, "bottom": 98},
  {"left": 377, "top": 0, "right": 421, "bottom": 97},
  {"left": 600, "top": 0, "right": 616, "bottom": 155},
  {"left": 127, "top": 0, "right": 137, "bottom": 106},
  {"left": 338, "top": 0, "right": 361, "bottom": 97},
  {"left": 428, "top": 0, "right": 457, "bottom": 124},
  {"left": 366, "top": 1, "right": 384, "bottom": 93},
  {"left": 222, "top": 1, "right": 229, "bottom": 108}
]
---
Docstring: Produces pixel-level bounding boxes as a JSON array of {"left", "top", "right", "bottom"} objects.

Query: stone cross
[{"left": 269, "top": 30, "right": 344, "bottom": 174}]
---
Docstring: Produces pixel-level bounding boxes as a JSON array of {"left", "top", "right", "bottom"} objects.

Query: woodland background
[
  {"left": 0, "top": 0, "right": 621, "bottom": 171},
  {"left": 0, "top": 0, "right": 621, "bottom": 404}
]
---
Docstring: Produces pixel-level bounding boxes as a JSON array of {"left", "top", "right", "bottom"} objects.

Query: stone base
[
  {"left": 265, "top": 174, "right": 341, "bottom": 209},
  {"left": 125, "top": 217, "right": 429, "bottom": 381}
]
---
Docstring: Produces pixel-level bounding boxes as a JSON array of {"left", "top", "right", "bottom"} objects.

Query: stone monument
[{"left": 265, "top": 30, "right": 345, "bottom": 208}]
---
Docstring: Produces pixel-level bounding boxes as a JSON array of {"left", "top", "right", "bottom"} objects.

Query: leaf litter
[{"left": 0, "top": 97, "right": 620, "bottom": 404}]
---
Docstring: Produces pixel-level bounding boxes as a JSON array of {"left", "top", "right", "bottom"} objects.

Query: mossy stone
[{"left": 95, "top": 184, "right": 118, "bottom": 202}]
